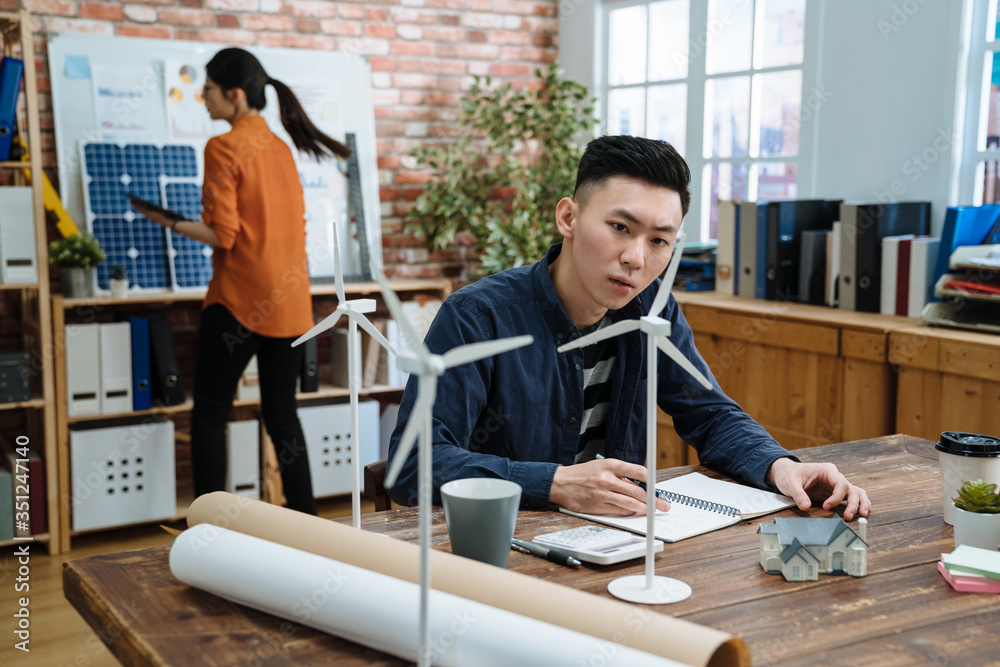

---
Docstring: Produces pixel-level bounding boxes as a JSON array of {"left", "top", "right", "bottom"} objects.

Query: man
[{"left": 388, "top": 135, "right": 870, "bottom": 520}]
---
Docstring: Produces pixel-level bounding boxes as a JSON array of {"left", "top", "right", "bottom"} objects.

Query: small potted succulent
[
  {"left": 48, "top": 232, "right": 106, "bottom": 298},
  {"left": 109, "top": 264, "right": 129, "bottom": 299},
  {"left": 952, "top": 479, "right": 1000, "bottom": 550}
]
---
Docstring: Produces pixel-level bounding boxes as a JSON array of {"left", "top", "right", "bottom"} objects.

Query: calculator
[{"left": 532, "top": 525, "right": 663, "bottom": 565}]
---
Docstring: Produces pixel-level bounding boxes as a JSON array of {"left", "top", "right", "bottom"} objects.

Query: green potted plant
[
  {"left": 48, "top": 232, "right": 106, "bottom": 299},
  {"left": 405, "top": 63, "right": 596, "bottom": 280},
  {"left": 109, "top": 264, "right": 129, "bottom": 299},
  {"left": 952, "top": 479, "right": 1000, "bottom": 550}
]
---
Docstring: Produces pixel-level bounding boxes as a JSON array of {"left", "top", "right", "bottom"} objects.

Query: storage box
[
  {"left": 70, "top": 420, "right": 176, "bottom": 531},
  {"left": 0, "top": 351, "right": 30, "bottom": 403},
  {"left": 226, "top": 419, "right": 260, "bottom": 500},
  {"left": 299, "top": 401, "right": 379, "bottom": 497}
]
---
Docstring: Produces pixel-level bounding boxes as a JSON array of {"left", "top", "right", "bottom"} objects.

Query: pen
[
  {"left": 623, "top": 476, "right": 671, "bottom": 503},
  {"left": 511, "top": 538, "right": 582, "bottom": 568}
]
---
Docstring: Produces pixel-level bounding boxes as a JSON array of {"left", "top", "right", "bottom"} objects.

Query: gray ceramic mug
[{"left": 441, "top": 478, "right": 522, "bottom": 567}]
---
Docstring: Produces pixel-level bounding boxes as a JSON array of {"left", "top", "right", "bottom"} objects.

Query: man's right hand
[{"left": 549, "top": 458, "right": 670, "bottom": 516}]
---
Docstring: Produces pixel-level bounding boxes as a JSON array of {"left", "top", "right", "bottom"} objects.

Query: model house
[{"left": 759, "top": 517, "right": 869, "bottom": 581}]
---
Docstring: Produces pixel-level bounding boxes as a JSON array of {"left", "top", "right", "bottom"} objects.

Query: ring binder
[{"left": 658, "top": 490, "right": 741, "bottom": 518}]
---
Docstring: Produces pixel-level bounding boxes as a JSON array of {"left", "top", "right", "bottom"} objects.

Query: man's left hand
[{"left": 766, "top": 458, "right": 870, "bottom": 521}]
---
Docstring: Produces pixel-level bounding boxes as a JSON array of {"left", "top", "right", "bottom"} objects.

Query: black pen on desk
[
  {"left": 624, "top": 476, "right": 671, "bottom": 504},
  {"left": 511, "top": 538, "right": 582, "bottom": 568}
]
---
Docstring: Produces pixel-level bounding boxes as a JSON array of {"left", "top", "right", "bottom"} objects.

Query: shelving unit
[
  {"left": 51, "top": 278, "right": 452, "bottom": 552},
  {"left": 0, "top": 10, "right": 59, "bottom": 555}
]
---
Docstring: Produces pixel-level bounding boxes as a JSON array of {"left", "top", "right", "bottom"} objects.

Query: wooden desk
[{"left": 64, "top": 435, "right": 999, "bottom": 666}]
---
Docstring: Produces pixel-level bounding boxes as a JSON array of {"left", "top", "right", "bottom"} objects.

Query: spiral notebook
[{"left": 561, "top": 472, "right": 796, "bottom": 543}]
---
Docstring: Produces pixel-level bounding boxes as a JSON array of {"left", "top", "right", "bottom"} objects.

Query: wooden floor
[{"left": 0, "top": 495, "right": 366, "bottom": 666}]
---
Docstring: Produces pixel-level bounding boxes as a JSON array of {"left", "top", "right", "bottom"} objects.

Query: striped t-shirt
[{"left": 575, "top": 315, "right": 617, "bottom": 463}]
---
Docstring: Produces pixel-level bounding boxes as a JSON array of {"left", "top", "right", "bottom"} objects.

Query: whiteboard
[{"left": 48, "top": 33, "right": 383, "bottom": 279}]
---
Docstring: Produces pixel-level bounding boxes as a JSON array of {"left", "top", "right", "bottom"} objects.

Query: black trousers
[{"left": 190, "top": 303, "right": 316, "bottom": 514}]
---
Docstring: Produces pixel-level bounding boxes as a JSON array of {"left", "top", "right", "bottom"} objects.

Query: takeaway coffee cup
[
  {"left": 441, "top": 478, "right": 522, "bottom": 567},
  {"left": 936, "top": 431, "right": 1000, "bottom": 525}
]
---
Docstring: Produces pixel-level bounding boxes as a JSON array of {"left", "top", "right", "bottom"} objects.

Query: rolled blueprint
[
  {"left": 170, "top": 524, "right": 688, "bottom": 667},
  {"left": 187, "top": 492, "right": 749, "bottom": 667}
]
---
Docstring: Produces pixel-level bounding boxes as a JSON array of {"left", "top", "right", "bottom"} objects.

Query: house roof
[
  {"left": 758, "top": 517, "right": 868, "bottom": 548},
  {"left": 780, "top": 537, "right": 820, "bottom": 564}
]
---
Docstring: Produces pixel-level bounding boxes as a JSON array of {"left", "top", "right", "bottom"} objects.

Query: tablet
[{"left": 127, "top": 194, "right": 191, "bottom": 222}]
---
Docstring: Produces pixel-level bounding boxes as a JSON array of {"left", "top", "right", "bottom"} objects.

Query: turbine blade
[
  {"left": 291, "top": 311, "right": 342, "bottom": 347},
  {"left": 656, "top": 337, "right": 713, "bottom": 389},
  {"left": 556, "top": 319, "right": 640, "bottom": 353},
  {"left": 385, "top": 386, "right": 435, "bottom": 487},
  {"left": 441, "top": 335, "right": 533, "bottom": 368},
  {"left": 650, "top": 231, "right": 687, "bottom": 316},
  {"left": 355, "top": 315, "right": 398, "bottom": 356},
  {"left": 333, "top": 216, "right": 346, "bottom": 303},
  {"left": 370, "top": 263, "right": 429, "bottom": 358}
]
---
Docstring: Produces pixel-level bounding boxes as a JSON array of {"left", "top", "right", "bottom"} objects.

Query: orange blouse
[{"left": 201, "top": 115, "right": 313, "bottom": 338}]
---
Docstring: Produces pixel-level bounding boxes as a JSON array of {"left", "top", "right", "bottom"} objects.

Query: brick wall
[
  {"left": 19, "top": 0, "right": 560, "bottom": 284},
  {"left": 0, "top": 0, "right": 560, "bottom": 363}
]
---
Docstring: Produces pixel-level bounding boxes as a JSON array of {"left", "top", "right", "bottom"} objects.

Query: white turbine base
[{"left": 607, "top": 574, "right": 692, "bottom": 604}]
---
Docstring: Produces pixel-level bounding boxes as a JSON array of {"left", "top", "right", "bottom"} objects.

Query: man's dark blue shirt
[{"left": 387, "top": 243, "right": 796, "bottom": 508}]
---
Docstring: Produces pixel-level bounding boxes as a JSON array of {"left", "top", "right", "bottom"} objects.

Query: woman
[{"left": 136, "top": 48, "right": 351, "bottom": 514}]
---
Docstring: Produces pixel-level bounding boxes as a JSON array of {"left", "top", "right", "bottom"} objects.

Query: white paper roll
[{"left": 170, "top": 524, "right": 688, "bottom": 667}]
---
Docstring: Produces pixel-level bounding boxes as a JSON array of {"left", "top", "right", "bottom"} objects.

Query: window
[
  {"left": 603, "top": 0, "right": 807, "bottom": 240},
  {"left": 962, "top": 0, "right": 1000, "bottom": 204}
]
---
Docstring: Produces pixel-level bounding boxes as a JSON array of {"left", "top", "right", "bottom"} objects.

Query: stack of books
[
  {"left": 674, "top": 242, "right": 716, "bottom": 292},
  {"left": 923, "top": 242, "right": 1000, "bottom": 334},
  {"left": 937, "top": 545, "right": 1000, "bottom": 593}
]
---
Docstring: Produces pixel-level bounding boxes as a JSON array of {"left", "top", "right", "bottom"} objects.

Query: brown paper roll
[{"left": 187, "top": 492, "right": 749, "bottom": 667}]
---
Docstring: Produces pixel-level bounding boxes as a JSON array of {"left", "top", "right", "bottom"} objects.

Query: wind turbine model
[
  {"left": 557, "top": 231, "right": 713, "bottom": 604},
  {"left": 292, "top": 225, "right": 395, "bottom": 530},
  {"left": 375, "top": 268, "right": 533, "bottom": 667}
]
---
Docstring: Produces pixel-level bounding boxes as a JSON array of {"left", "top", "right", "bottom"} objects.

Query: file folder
[
  {"left": 147, "top": 315, "right": 185, "bottom": 406},
  {"left": 300, "top": 336, "right": 319, "bottom": 393},
  {"left": 119, "top": 315, "right": 152, "bottom": 411},
  {"left": 715, "top": 200, "right": 738, "bottom": 295},
  {"left": 737, "top": 202, "right": 762, "bottom": 299},
  {"left": 0, "top": 186, "right": 39, "bottom": 284},
  {"left": 66, "top": 323, "right": 101, "bottom": 417},
  {"left": 0, "top": 351, "right": 30, "bottom": 403},
  {"left": 0, "top": 435, "right": 29, "bottom": 537},
  {"left": 842, "top": 202, "right": 931, "bottom": 313},
  {"left": 0, "top": 56, "right": 23, "bottom": 161},
  {"left": 764, "top": 200, "right": 839, "bottom": 301},
  {"left": 99, "top": 322, "right": 133, "bottom": 414},
  {"left": 0, "top": 460, "right": 11, "bottom": 541},
  {"left": 26, "top": 448, "right": 46, "bottom": 535},
  {"left": 226, "top": 419, "right": 261, "bottom": 500}
]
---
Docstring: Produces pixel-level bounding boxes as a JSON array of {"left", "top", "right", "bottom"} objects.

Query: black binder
[
  {"left": 798, "top": 230, "right": 830, "bottom": 305},
  {"left": 147, "top": 315, "right": 186, "bottom": 406},
  {"left": 299, "top": 335, "right": 319, "bottom": 393},
  {"left": 764, "top": 200, "right": 840, "bottom": 301},
  {"left": 853, "top": 202, "right": 931, "bottom": 313}
]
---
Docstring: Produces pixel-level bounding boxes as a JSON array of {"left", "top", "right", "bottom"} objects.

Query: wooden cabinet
[
  {"left": 51, "top": 279, "right": 451, "bottom": 552},
  {"left": 0, "top": 10, "right": 59, "bottom": 555},
  {"left": 657, "top": 293, "right": 912, "bottom": 467},
  {"left": 889, "top": 325, "right": 1000, "bottom": 442}
]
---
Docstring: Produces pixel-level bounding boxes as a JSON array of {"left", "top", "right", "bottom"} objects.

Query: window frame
[
  {"left": 955, "top": 0, "right": 999, "bottom": 206},
  {"left": 598, "top": 0, "right": 824, "bottom": 241}
]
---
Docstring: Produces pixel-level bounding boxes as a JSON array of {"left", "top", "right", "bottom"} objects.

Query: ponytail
[
  {"left": 206, "top": 47, "right": 352, "bottom": 162},
  {"left": 267, "top": 77, "right": 352, "bottom": 161}
]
